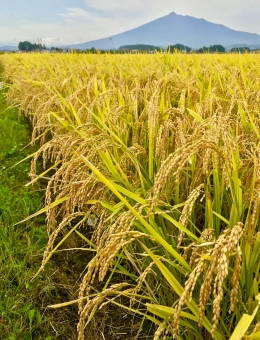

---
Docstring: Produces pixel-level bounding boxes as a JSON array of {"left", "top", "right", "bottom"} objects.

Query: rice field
[{"left": 0, "top": 53, "right": 259, "bottom": 339}]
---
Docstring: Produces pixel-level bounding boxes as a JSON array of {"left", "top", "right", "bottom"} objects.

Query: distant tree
[
  {"left": 230, "top": 47, "right": 250, "bottom": 53},
  {"left": 210, "top": 45, "right": 225, "bottom": 52},
  {"left": 18, "top": 41, "right": 43, "bottom": 51},
  {"left": 51, "top": 47, "right": 62, "bottom": 52},
  {"left": 197, "top": 45, "right": 225, "bottom": 53},
  {"left": 119, "top": 44, "right": 164, "bottom": 52},
  {"left": 83, "top": 48, "right": 97, "bottom": 54},
  {"left": 167, "top": 44, "right": 191, "bottom": 53},
  {"left": 18, "top": 41, "right": 32, "bottom": 51}
]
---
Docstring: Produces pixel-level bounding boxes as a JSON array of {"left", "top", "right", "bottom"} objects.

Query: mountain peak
[{"left": 66, "top": 12, "right": 260, "bottom": 50}]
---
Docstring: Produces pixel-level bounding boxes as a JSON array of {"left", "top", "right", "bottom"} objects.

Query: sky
[{"left": 1, "top": 0, "right": 260, "bottom": 47}]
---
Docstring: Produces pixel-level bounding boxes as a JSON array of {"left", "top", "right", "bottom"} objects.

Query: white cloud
[
  {"left": 59, "top": 8, "right": 92, "bottom": 20},
  {"left": 41, "top": 37, "right": 63, "bottom": 45},
  {"left": 84, "top": 0, "right": 175, "bottom": 21},
  {"left": 85, "top": 0, "right": 172, "bottom": 13},
  {"left": 0, "top": 14, "right": 134, "bottom": 46}
]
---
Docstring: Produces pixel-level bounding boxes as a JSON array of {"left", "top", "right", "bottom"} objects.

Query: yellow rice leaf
[
  {"left": 187, "top": 108, "right": 204, "bottom": 123},
  {"left": 15, "top": 196, "right": 68, "bottom": 225},
  {"left": 146, "top": 304, "right": 197, "bottom": 322},
  {"left": 230, "top": 294, "right": 260, "bottom": 340},
  {"left": 245, "top": 332, "right": 260, "bottom": 339}
]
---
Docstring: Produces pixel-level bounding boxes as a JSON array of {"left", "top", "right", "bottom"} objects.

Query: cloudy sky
[{"left": 1, "top": 0, "right": 260, "bottom": 46}]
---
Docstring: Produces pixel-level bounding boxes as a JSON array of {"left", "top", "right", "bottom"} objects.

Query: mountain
[
  {"left": 66, "top": 12, "right": 260, "bottom": 50},
  {"left": 0, "top": 45, "right": 18, "bottom": 51}
]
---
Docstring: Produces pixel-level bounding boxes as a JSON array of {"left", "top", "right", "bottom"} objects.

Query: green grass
[{"left": 0, "top": 65, "right": 58, "bottom": 340}]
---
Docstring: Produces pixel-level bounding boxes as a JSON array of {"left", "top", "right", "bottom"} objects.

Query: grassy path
[
  {"left": 0, "top": 63, "right": 54, "bottom": 340},
  {"left": 0, "top": 65, "right": 64, "bottom": 340}
]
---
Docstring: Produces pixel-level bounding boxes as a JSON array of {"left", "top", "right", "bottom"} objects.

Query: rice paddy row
[{"left": 0, "top": 53, "right": 259, "bottom": 339}]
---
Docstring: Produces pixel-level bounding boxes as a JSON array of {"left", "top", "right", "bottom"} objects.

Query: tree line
[
  {"left": 167, "top": 44, "right": 225, "bottom": 53},
  {"left": 17, "top": 41, "right": 256, "bottom": 54},
  {"left": 18, "top": 41, "right": 62, "bottom": 52},
  {"left": 167, "top": 44, "right": 255, "bottom": 53}
]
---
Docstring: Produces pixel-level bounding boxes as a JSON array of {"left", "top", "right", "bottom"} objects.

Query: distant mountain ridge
[
  {"left": 66, "top": 12, "right": 260, "bottom": 50},
  {"left": 225, "top": 43, "right": 260, "bottom": 51},
  {"left": 0, "top": 46, "right": 18, "bottom": 51}
]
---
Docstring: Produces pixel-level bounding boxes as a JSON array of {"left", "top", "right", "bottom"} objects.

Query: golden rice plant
[{"left": 1, "top": 52, "right": 260, "bottom": 339}]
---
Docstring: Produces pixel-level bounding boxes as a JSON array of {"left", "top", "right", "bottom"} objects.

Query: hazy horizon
[{"left": 1, "top": 0, "right": 260, "bottom": 47}]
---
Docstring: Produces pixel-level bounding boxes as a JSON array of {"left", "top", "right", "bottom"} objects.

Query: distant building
[{"left": 60, "top": 48, "right": 69, "bottom": 53}]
